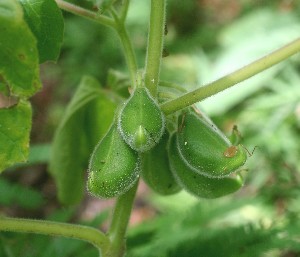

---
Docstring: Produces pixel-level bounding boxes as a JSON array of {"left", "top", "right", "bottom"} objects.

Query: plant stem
[
  {"left": 160, "top": 37, "right": 300, "bottom": 115},
  {"left": 110, "top": 8, "right": 138, "bottom": 87},
  {"left": 107, "top": 181, "right": 138, "bottom": 257},
  {"left": 55, "top": 0, "right": 137, "bottom": 87},
  {"left": 0, "top": 217, "right": 110, "bottom": 255},
  {"left": 118, "top": 25, "right": 138, "bottom": 87},
  {"left": 55, "top": 0, "right": 115, "bottom": 28},
  {"left": 120, "top": 0, "right": 130, "bottom": 22},
  {"left": 144, "top": 0, "right": 166, "bottom": 97},
  {"left": 159, "top": 81, "right": 187, "bottom": 93}
]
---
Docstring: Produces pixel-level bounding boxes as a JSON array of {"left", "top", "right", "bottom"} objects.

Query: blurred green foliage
[
  {"left": 126, "top": 197, "right": 300, "bottom": 257},
  {"left": 1, "top": 0, "right": 300, "bottom": 256},
  {"left": 0, "top": 178, "right": 44, "bottom": 209}
]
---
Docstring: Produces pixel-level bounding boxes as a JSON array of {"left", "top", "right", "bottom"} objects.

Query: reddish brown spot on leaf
[
  {"left": 18, "top": 53, "right": 26, "bottom": 61},
  {"left": 223, "top": 145, "right": 238, "bottom": 158}
]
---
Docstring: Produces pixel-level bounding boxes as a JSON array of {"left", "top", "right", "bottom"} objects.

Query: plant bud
[
  {"left": 169, "top": 134, "right": 243, "bottom": 199},
  {"left": 177, "top": 110, "right": 247, "bottom": 178},
  {"left": 88, "top": 124, "right": 139, "bottom": 198},
  {"left": 118, "top": 87, "right": 165, "bottom": 152},
  {"left": 141, "top": 132, "right": 181, "bottom": 195}
]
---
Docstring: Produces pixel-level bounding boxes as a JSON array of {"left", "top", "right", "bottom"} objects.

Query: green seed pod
[
  {"left": 177, "top": 110, "right": 247, "bottom": 178},
  {"left": 141, "top": 132, "right": 181, "bottom": 195},
  {"left": 169, "top": 134, "right": 243, "bottom": 199},
  {"left": 88, "top": 124, "right": 139, "bottom": 198},
  {"left": 118, "top": 87, "right": 165, "bottom": 152}
]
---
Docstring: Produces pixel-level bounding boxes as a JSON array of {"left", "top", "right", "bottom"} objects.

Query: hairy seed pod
[
  {"left": 118, "top": 87, "right": 165, "bottom": 152},
  {"left": 88, "top": 124, "right": 139, "bottom": 198},
  {"left": 169, "top": 134, "right": 243, "bottom": 199},
  {"left": 177, "top": 111, "right": 247, "bottom": 178},
  {"left": 141, "top": 132, "right": 181, "bottom": 195}
]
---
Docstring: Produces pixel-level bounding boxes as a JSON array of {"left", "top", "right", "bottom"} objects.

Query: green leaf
[
  {"left": 49, "top": 76, "right": 119, "bottom": 205},
  {"left": 0, "top": 100, "right": 32, "bottom": 172},
  {"left": 0, "top": 0, "right": 41, "bottom": 97},
  {"left": 10, "top": 144, "right": 51, "bottom": 169},
  {"left": 19, "top": 0, "right": 64, "bottom": 63},
  {"left": 0, "top": 178, "right": 44, "bottom": 209},
  {"left": 27, "top": 143, "right": 51, "bottom": 164}
]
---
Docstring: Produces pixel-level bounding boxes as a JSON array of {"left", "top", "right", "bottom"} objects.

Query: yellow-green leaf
[
  {"left": 0, "top": 0, "right": 41, "bottom": 97},
  {"left": 19, "top": 0, "right": 64, "bottom": 63},
  {"left": 0, "top": 100, "right": 32, "bottom": 172}
]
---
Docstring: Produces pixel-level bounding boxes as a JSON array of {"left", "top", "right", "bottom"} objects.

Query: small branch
[
  {"left": 56, "top": 0, "right": 137, "bottom": 86},
  {"left": 120, "top": 0, "right": 130, "bottom": 22},
  {"left": 160, "top": 37, "right": 300, "bottom": 115},
  {"left": 159, "top": 81, "right": 187, "bottom": 93},
  {"left": 0, "top": 217, "right": 110, "bottom": 255},
  {"left": 55, "top": 0, "right": 115, "bottom": 28},
  {"left": 107, "top": 181, "right": 138, "bottom": 257},
  {"left": 144, "top": 0, "right": 166, "bottom": 97},
  {"left": 110, "top": 8, "right": 138, "bottom": 86}
]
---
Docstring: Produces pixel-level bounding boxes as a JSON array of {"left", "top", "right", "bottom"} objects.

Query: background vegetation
[{"left": 1, "top": 0, "right": 300, "bottom": 256}]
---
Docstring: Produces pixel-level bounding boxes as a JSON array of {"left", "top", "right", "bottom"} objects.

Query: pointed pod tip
[
  {"left": 133, "top": 125, "right": 147, "bottom": 149},
  {"left": 118, "top": 87, "right": 165, "bottom": 152}
]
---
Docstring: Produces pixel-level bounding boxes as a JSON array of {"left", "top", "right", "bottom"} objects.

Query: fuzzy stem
[
  {"left": 56, "top": 0, "right": 137, "bottom": 87},
  {"left": 55, "top": 0, "right": 115, "bottom": 28},
  {"left": 110, "top": 8, "right": 138, "bottom": 87},
  {"left": 144, "top": 0, "right": 166, "bottom": 97},
  {"left": 0, "top": 217, "right": 110, "bottom": 255},
  {"left": 107, "top": 181, "right": 138, "bottom": 257},
  {"left": 120, "top": 0, "right": 131, "bottom": 22},
  {"left": 160, "top": 37, "right": 300, "bottom": 115},
  {"left": 117, "top": 24, "right": 138, "bottom": 87}
]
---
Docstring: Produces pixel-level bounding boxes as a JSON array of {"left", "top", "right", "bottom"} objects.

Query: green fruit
[
  {"left": 142, "top": 132, "right": 181, "bottom": 195},
  {"left": 177, "top": 110, "right": 247, "bottom": 178},
  {"left": 88, "top": 124, "right": 139, "bottom": 198},
  {"left": 118, "top": 87, "right": 165, "bottom": 152},
  {"left": 169, "top": 134, "right": 243, "bottom": 199}
]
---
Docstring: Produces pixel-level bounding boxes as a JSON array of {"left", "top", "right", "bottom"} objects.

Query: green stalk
[
  {"left": 144, "top": 0, "right": 166, "bottom": 97},
  {"left": 120, "top": 0, "right": 131, "bottom": 22},
  {"left": 116, "top": 23, "right": 138, "bottom": 87},
  {"left": 107, "top": 181, "right": 138, "bottom": 257},
  {"left": 56, "top": 0, "right": 137, "bottom": 88},
  {"left": 110, "top": 8, "right": 138, "bottom": 87},
  {"left": 161, "top": 37, "right": 300, "bottom": 115},
  {"left": 55, "top": 0, "right": 115, "bottom": 28},
  {"left": 0, "top": 217, "right": 110, "bottom": 255}
]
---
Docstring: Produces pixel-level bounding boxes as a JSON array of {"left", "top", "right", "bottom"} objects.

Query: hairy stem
[
  {"left": 0, "top": 217, "right": 110, "bottom": 255},
  {"left": 55, "top": 0, "right": 115, "bottom": 28},
  {"left": 107, "top": 181, "right": 138, "bottom": 257},
  {"left": 55, "top": 0, "right": 137, "bottom": 86},
  {"left": 120, "top": 0, "right": 131, "bottom": 22},
  {"left": 110, "top": 8, "right": 138, "bottom": 87},
  {"left": 117, "top": 24, "right": 138, "bottom": 87},
  {"left": 161, "top": 37, "right": 300, "bottom": 115},
  {"left": 144, "top": 0, "right": 166, "bottom": 97}
]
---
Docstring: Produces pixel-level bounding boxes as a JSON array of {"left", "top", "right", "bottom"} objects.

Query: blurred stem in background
[{"left": 161, "top": 37, "right": 300, "bottom": 115}]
